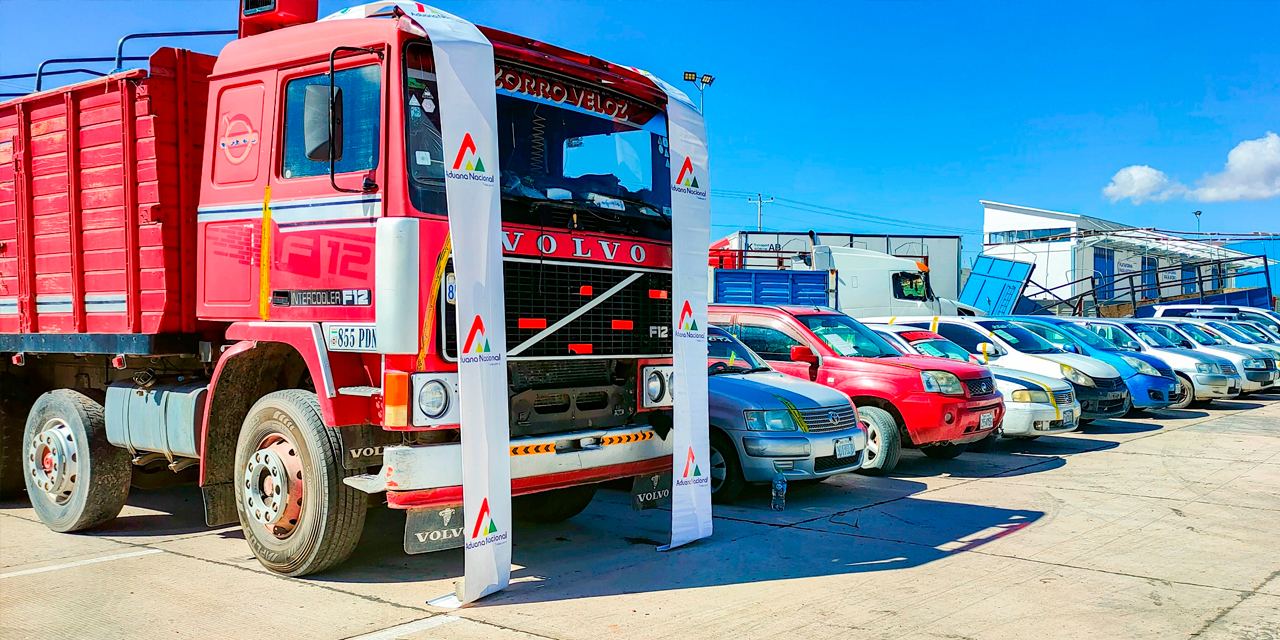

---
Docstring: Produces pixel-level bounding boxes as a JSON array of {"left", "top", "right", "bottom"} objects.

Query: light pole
[
  {"left": 1194, "top": 210, "right": 1202, "bottom": 234},
  {"left": 682, "top": 71, "right": 714, "bottom": 114}
]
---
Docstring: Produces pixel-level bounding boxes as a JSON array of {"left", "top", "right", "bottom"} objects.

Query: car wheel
[
  {"left": 967, "top": 430, "right": 998, "bottom": 452},
  {"left": 23, "top": 390, "right": 131, "bottom": 532},
  {"left": 855, "top": 406, "right": 901, "bottom": 476},
  {"left": 513, "top": 484, "right": 598, "bottom": 524},
  {"left": 1168, "top": 374, "right": 1195, "bottom": 410},
  {"left": 234, "top": 390, "right": 366, "bottom": 577},
  {"left": 708, "top": 431, "right": 746, "bottom": 504},
  {"left": 921, "top": 442, "right": 967, "bottom": 460}
]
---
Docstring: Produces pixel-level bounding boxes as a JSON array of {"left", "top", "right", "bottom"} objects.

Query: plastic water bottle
[{"left": 771, "top": 475, "right": 787, "bottom": 511}]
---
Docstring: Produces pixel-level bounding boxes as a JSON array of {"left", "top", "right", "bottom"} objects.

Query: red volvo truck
[{"left": 0, "top": 1, "right": 680, "bottom": 575}]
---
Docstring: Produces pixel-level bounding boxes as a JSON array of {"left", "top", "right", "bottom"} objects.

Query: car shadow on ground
[
  {"left": 1076, "top": 418, "right": 1163, "bottom": 435},
  {"left": 1139, "top": 409, "right": 1209, "bottom": 420},
  {"left": 1207, "top": 400, "right": 1266, "bottom": 410}
]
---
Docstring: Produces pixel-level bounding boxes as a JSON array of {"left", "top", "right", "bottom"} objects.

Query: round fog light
[
  {"left": 646, "top": 370, "right": 666, "bottom": 403},
  {"left": 944, "top": 412, "right": 954, "bottom": 424},
  {"left": 418, "top": 380, "right": 449, "bottom": 419}
]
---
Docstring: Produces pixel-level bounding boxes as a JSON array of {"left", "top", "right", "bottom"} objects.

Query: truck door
[{"left": 734, "top": 315, "right": 816, "bottom": 381}]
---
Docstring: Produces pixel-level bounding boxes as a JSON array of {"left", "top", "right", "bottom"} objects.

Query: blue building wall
[{"left": 1225, "top": 239, "right": 1280, "bottom": 296}]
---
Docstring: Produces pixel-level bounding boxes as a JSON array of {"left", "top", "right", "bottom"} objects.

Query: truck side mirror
[
  {"left": 304, "top": 84, "right": 342, "bottom": 162},
  {"left": 790, "top": 345, "right": 819, "bottom": 366}
]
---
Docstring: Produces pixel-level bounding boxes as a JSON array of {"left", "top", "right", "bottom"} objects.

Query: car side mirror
[
  {"left": 1062, "top": 344, "right": 1079, "bottom": 354},
  {"left": 975, "top": 342, "right": 1000, "bottom": 362},
  {"left": 790, "top": 345, "right": 819, "bottom": 366},
  {"left": 1181, "top": 340, "right": 1195, "bottom": 349},
  {"left": 304, "top": 84, "right": 342, "bottom": 162}
]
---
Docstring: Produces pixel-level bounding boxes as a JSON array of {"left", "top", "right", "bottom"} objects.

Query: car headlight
[
  {"left": 920, "top": 370, "right": 965, "bottom": 395},
  {"left": 1010, "top": 389, "right": 1051, "bottom": 403},
  {"left": 1060, "top": 364, "right": 1095, "bottom": 387},
  {"left": 1120, "top": 355, "right": 1161, "bottom": 377},
  {"left": 1195, "top": 362, "right": 1220, "bottom": 374},
  {"left": 417, "top": 379, "right": 449, "bottom": 419},
  {"left": 743, "top": 409, "right": 800, "bottom": 432},
  {"left": 646, "top": 370, "right": 666, "bottom": 403},
  {"left": 1243, "top": 358, "right": 1267, "bottom": 370}
]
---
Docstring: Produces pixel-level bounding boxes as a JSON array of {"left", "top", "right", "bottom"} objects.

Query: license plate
[
  {"left": 1062, "top": 409, "right": 1074, "bottom": 425},
  {"left": 979, "top": 412, "right": 994, "bottom": 429},
  {"left": 325, "top": 323, "right": 378, "bottom": 351},
  {"left": 834, "top": 438, "right": 857, "bottom": 459}
]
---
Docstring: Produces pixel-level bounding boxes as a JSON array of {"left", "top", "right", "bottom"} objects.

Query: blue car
[{"left": 1006, "top": 316, "right": 1180, "bottom": 411}]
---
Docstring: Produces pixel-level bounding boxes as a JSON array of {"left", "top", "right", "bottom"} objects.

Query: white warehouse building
[{"left": 981, "top": 201, "right": 1261, "bottom": 304}]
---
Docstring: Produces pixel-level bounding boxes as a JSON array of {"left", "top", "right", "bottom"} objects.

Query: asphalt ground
[{"left": 4, "top": 396, "right": 1280, "bottom": 640}]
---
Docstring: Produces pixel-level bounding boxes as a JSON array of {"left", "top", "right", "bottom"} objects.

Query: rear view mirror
[
  {"left": 790, "top": 345, "right": 819, "bottom": 365},
  {"left": 304, "top": 84, "right": 342, "bottom": 162}
]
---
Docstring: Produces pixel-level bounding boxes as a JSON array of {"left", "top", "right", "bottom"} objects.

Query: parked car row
[{"left": 698, "top": 303, "right": 1279, "bottom": 502}]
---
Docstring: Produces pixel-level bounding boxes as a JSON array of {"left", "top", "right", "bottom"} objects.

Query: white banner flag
[
  {"left": 632, "top": 71, "right": 714, "bottom": 550},
  {"left": 326, "top": 2, "right": 511, "bottom": 604}
]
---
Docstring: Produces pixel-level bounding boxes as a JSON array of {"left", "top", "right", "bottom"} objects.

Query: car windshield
[
  {"left": 707, "top": 327, "right": 770, "bottom": 374},
  {"left": 1235, "top": 323, "right": 1278, "bottom": 343},
  {"left": 911, "top": 338, "right": 972, "bottom": 362},
  {"left": 796, "top": 314, "right": 900, "bottom": 358},
  {"left": 1055, "top": 322, "right": 1119, "bottom": 351},
  {"left": 1125, "top": 323, "right": 1177, "bottom": 348},
  {"left": 1017, "top": 320, "right": 1116, "bottom": 352},
  {"left": 1175, "top": 323, "right": 1223, "bottom": 346},
  {"left": 1207, "top": 322, "right": 1260, "bottom": 344},
  {"left": 404, "top": 45, "right": 672, "bottom": 240},
  {"left": 975, "top": 320, "right": 1060, "bottom": 354}
]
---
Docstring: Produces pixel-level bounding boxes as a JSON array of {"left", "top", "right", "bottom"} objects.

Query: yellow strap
[
  {"left": 416, "top": 234, "right": 453, "bottom": 371},
  {"left": 258, "top": 185, "right": 272, "bottom": 321}
]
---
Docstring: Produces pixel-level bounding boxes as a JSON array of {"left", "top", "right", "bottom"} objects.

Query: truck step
[
  {"left": 343, "top": 474, "right": 387, "bottom": 494},
  {"left": 337, "top": 386, "right": 381, "bottom": 397}
]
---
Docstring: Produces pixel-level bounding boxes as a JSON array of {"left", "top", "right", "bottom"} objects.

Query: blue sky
[{"left": 4, "top": 0, "right": 1278, "bottom": 265}]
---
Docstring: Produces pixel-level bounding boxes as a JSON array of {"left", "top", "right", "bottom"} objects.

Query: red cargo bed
[{"left": 0, "top": 48, "right": 217, "bottom": 354}]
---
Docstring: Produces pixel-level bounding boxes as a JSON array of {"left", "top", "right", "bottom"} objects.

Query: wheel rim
[
  {"left": 708, "top": 446, "right": 727, "bottom": 493},
  {"left": 28, "top": 418, "right": 79, "bottom": 505},
  {"left": 864, "top": 421, "right": 881, "bottom": 464},
  {"left": 242, "top": 433, "right": 305, "bottom": 539}
]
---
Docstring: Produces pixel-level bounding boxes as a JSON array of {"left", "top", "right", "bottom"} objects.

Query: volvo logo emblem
[{"left": 827, "top": 411, "right": 839, "bottom": 425}]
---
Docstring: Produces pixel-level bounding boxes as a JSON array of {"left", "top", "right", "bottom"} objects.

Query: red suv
[{"left": 709, "top": 305, "right": 1004, "bottom": 473}]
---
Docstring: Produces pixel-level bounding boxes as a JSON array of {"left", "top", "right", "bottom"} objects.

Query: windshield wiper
[{"left": 708, "top": 366, "right": 753, "bottom": 376}]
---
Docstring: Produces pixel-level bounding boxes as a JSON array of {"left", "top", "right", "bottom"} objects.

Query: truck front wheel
[
  {"left": 23, "top": 390, "right": 131, "bottom": 532},
  {"left": 513, "top": 484, "right": 598, "bottom": 524},
  {"left": 234, "top": 390, "right": 365, "bottom": 576},
  {"left": 856, "top": 406, "right": 901, "bottom": 476}
]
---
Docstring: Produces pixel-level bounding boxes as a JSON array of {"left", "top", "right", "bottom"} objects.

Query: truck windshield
[
  {"left": 892, "top": 272, "right": 930, "bottom": 301},
  {"left": 796, "top": 314, "right": 900, "bottom": 358},
  {"left": 975, "top": 320, "right": 1060, "bottom": 354},
  {"left": 708, "top": 327, "right": 770, "bottom": 374}
]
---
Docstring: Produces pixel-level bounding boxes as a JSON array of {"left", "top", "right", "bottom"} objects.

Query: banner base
[{"left": 428, "top": 593, "right": 464, "bottom": 609}]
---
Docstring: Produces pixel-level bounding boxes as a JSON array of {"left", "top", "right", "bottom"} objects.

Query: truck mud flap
[
  {"left": 202, "top": 482, "right": 238, "bottom": 527},
  {"left": 339, "top": 425, "right": 404, "bottom": 470},
  {"left": 404, "top": 504, "right": 466, "bottom": 554},
  {"left": 631, "top": 471, "right": 672, "bottom": 511}
]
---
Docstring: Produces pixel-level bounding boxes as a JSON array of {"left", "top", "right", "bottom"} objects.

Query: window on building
[
  {"left": 282, "top": 65, "right": 382, "bottom": 179},
  {"left": 1142, "top": 256, "right": 1158, "bottom": 300},
  {"left": 986, "top": 227, "right": 1072, "bottom": 244},
  {"left": 1094, "top": 248, "right": 1115, "bottom": 300},
  {"left": 1182, "top": 263, "right": 1198, "bottom": 295}
]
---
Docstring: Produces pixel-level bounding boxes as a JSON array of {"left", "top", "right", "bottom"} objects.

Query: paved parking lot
[{"left": 4, "top": 397, "right": 1280, "bottom": 640}]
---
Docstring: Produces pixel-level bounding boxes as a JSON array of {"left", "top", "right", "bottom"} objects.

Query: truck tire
[
  {"left": 856, "top": 406, "right": 901, "bottom": 476},
  {"left": 1168, "top": 374, "right": 1195, "bottom": 410},
  {"left": 22, "top": 390, "right": 131, "bottom": 532},
  {"left": 513, "top": 484, "right": 598, "bottom": 524},
  {"left": 234, "top": 390, "right": 365, "bottom": 577},
  {"left": 1, "top": 373, "right": 38, "bottom": 499},
  {"left": 708, "top": 431, "right": 746, "bottom": 504},
  {"left": 922, "top": 442, "right": 967, "bottom": 460}
]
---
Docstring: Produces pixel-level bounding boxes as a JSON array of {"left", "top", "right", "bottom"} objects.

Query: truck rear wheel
[
  {"left": 234, "top": 390, "right": 365, "bottom": 577},
  {"left": 856, "top": 406, "right": 901, "bottom": 476},
  {"left": 513, "top": 484, "right": 598, "bottom": 524},
  {"left": 23, "top": 390, "right": 131, "bottom": 532}
]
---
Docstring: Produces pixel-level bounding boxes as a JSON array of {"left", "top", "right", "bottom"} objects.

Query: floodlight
[{"left": 683, "top": 71, "right": 697, "bottom": 82}]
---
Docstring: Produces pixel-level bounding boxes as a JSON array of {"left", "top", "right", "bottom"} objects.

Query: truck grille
[
  {"left": 1053, "top": 389, "right": 1075, "bottom": 406},
  {"left": 964, "top": 377, "right": 996, "bottom": 397},
  {"left": 797, "top": 405, "right": 859, "bottom": 434},
  {"left": 444, "top": 259, "right": 673, "bottom": 359}
]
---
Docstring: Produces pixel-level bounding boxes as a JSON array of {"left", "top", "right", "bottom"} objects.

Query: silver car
[
  {"left": 1141, "top": 320, "right": 1277, "bottom": 394},
  {"left": 706, "top": 326, "right": 867, "bottom": 503}
]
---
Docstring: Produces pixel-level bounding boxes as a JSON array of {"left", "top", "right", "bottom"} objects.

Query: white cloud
[
  {"left": 1104, "top": 132, "right": 1280, "bottom": 204},
  {"left": 1188, "top": 132, "right": 1280, "bottom": 202},
  {"left": 1102, "top": 165, "right": 1184, "bottom": 204}
]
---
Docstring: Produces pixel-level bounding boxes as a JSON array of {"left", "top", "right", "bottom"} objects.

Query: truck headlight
[
  {"left": 646, "top": 370, "right": 666, "bottom": 403},
  {"left": 743, "top": 409, "right": 799, "bottom": 432},
  {"left": 417, "top": 379, "right": 449, "bottom": 419},
  {"left": 920, "top": 370, "right": 965, "bottom": 395},
  {"left": 1060, "top": 365, "right": 1095, "bottom": 387},
  {"left": 1243, "top": 358, "right": 1267, "bottom": 370},
  {"left": 1120, "top": 355, "right": 1161, "bottom": 377},
  {"left": 1010, "top": 389, "right": 1051, "bottom": 403},
  {"left": 1195, "top": 362, "right": 1220, "bottom": 374}
]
